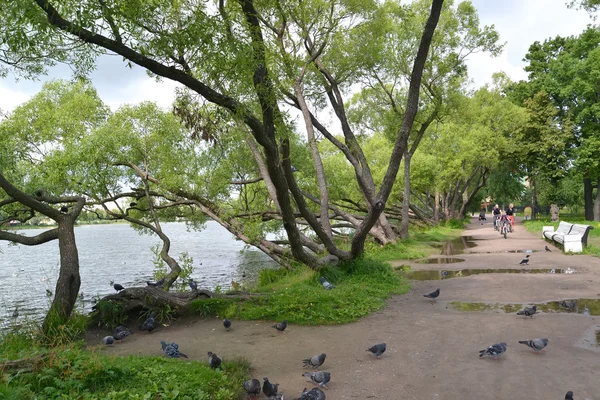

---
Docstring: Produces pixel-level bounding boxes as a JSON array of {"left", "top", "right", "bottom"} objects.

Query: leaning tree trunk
[
  {"left": 399, "top": 152, "right": 411, "bottom": 238},
  {"left": 584, "top": 177, "right": 594, "bottom": 221},
  {"left": 44, "top": 217, "right": 81, "bottom": 331},
  {"left": 594, "top": 178, "right": 600, "bottom": 222}
]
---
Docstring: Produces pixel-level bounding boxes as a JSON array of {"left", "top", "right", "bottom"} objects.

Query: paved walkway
[{"left": 97, "top": 217, "right": 600, "bottom": 399}]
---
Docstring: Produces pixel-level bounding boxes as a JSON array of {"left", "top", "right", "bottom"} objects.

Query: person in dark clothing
[
  {"left": 492, "top": 204, "right": 501, "bottom": 230},
  {"left": 478, "top": 209, "right": 486, "bottom": 224}
]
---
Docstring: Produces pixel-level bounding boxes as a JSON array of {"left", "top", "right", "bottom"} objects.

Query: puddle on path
[
  {"left": 401, "top": 267, "right": 576, "bottom": 280},
  {"left": 449, "top": 299, "right": 600, "bottom": 316},
  {"left": 416, "top": 258, "right": 466, "bottom": 265},
  {"left": 440, "top": 237, "right": 477, "bottom": 255}
]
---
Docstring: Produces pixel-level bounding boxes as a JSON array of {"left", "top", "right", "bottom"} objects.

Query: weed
[{"left": 91, "top": 300, "right": 127, "bottom": 330}]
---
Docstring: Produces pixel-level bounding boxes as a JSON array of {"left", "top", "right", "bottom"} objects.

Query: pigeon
[
  {"left": 112, "top": 326, "right": 132, "bottom": 341},
  {"left": 519, "top": 255, "right": 530, "bottom": 265},
  {"left": 423, "top": 288, "right": 440, "bottom": 302},
  {"left": 223, "top": 318, "right": 232, "bottom": 331},
  {"left": 297, "top": 387, "right": 326, "bottom": 400},
  {"left": 11, "top": 308, "right": 18, "bottom": 318},
  {"left": 262, "top": 377, "right": 278, "bottom": 397},
  {"left": 147, "top": 277, "right": 166, "bottom": 288},
  {"left": 559, "top": 300, "right": 576, "bottom": 312},
  {"left": 583, "top": 307, "right": 590, "bottom": 316},
  {"left": 518, "top": 338, "right": 549, "bottom": 353},
  {"left": 208, "top": 351, "right": 222, "bottom": 369},
  {"left": 303, "top": 371, "right": 331, "bottom": 388},
  {"left": 46, "top": 289, "right": 53, "bottom": 297},
  {"left": 161, "top": 341, "right": 188, "bottom": 358},
  {"left": 268, "top": 395, "right": 284, "bottom": 400},
  {"left": 302, "top": 353, "right": 326, "bottom": 369},
  {"left": 319, "top": 277, "right": 334, "bottom": 290},
  {"left": 103, "top": 336, "right": 115, "bottom": 345},
  {"left": 273, "top": 320, "right": 288, "bottom": 333},
  {"left": 545, "top": 245, "right": 551, "bottom": 252},
  {"left": 479, "top": 342, "right": 507, "bottom": 359},
  {"left": 112, "top": 283, "right": 125, "bottom": 292},
  {"left": 243, "top": 379, "right": 261, "bottom": 399},
  {"left": 516, "top": 305, "right": 537, "bottom": 318},
  {"left": 140, "top": 311, "right": 157, "bottom": 332},
  {"left": 188, "top": 278, "right": 198, "bottom": 291},
  {"left": 565, "top": 391, "right": 574, "bottom": 400},
  {"left": 366, "top": 343, "right": 386, "bottom": 359}
]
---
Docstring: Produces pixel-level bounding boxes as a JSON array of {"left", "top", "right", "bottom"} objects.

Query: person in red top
[{"left": 505, "top": 203, "right": 515, "bottom": 230}]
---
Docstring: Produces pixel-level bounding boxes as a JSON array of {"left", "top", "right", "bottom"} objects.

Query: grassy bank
[
  {"left": 0, "top": 327, "right": 249, "bottom": 399},
  {"left": 522, "top": 218, "right": 600, "bottom": 257},
  {"left": 190, "top": 223, "right": 464, "bottom": 325}
]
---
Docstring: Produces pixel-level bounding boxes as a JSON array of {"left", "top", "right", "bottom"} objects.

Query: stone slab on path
[{"left": 93, "top": 217, "right": 600, "bottom": 399}]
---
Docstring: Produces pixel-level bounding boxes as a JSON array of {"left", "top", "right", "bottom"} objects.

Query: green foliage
[
  {"left": 40, "top": 311, "right": 89, "bottom": 347},
  {"left": 91, "top": 300, "right": 128, "bottom": 330},
  {"left": 0, "top": 339, "right": 250, "bottom": 400}
]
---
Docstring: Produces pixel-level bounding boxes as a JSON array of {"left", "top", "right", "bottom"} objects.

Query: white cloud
[{"left": 0, "top": 82, "right": 31, "bottom": 114}]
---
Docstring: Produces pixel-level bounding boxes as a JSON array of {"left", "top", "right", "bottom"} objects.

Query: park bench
[{"left": 542, "top": 221, "right": 594, "bottom": 253}]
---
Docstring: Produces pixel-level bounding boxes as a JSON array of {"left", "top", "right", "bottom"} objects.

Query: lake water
[{"left": 0, "top": 222, "right": 278, "bottom": 326}]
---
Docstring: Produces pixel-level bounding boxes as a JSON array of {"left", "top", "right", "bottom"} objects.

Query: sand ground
[{"left": 93, "top": 217, "right": 600, "bottom": 399}]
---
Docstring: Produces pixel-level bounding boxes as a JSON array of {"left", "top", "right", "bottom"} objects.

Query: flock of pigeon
[
  {"left": 422, "top": 252, "right": 577, "bottom": 399},
  {"left": 105, "top": 254, "right": 578, "bottom": 398}
]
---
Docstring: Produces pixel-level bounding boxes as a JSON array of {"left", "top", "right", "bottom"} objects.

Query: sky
[{"left": 0, "top": 0, "right": 595, "bottom": 114}]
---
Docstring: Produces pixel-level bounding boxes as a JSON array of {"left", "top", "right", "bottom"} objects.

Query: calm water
[{"left": 0, "top": 222, "right": 278, "bottom": 326}]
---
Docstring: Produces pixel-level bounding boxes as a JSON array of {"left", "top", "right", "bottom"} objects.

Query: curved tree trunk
[{"left": 44, "top": 218, "right": 81, "bottom": 330}]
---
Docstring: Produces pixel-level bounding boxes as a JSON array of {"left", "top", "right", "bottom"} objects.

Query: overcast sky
[{"left": 0, "top": 0, "right": 594, "bottom": 114}]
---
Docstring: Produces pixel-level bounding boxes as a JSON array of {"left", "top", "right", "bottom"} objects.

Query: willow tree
[
  {"left": 0, "top": 80, "right": 108, "bottom": 330},
  {"left": 2, "top": 0, "right": 443, "bottom": 268}
]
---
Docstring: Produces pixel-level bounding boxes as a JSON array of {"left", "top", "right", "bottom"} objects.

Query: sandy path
[{"left": 92, "top": 217, "right": 600, "bottom": 399}]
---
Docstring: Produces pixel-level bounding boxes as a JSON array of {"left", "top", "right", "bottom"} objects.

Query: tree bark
[
  {"left": 433, "top": 190, "right": 440, "bottom": 223},
  {"left": 399, "top": 152, "right": 411, "bottom": 238},
  {"left": 550, "top": 203, "right": 560, "bottom": 221},
  {"left": 584, "top": 177, "right": 594, "bottom": 221},
  {"left": 531, "top": 177, "right": 537, "bottom": 220},
  {"left": 594, "top": 178, "right": 600, "bottom": 222}
]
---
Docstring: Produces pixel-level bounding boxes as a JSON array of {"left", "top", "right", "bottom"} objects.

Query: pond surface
[
  {"left": 402, "top": 267, "right": 577, "bottom": 280},
  {"left": 0, "top": 222, "right": 278, "bottom": 326}
]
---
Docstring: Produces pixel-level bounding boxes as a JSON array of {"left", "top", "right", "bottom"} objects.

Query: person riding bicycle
[
  {"left": 505, "top": 203, "right": 515, "bottom": 231},
  {"left": 492, "top": 204, "right": 501, "bottom": 229}
]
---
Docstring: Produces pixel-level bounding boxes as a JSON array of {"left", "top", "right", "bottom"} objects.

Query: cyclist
[
  {"left": 498, "top": 212, "right": 511, "bottom": 235},
  {"left": 505, "top": 203, "right": 515, "bottom": 231},
  {"left": 492, "top": 204, "right": 501, "bottom": 230}
]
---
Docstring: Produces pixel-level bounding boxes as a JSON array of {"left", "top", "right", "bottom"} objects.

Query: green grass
[
  {"left": 522, "top": 218, "right": 600, "bottom": 257},
  {"left": 190, "top": 224, "right": 463, "bottom": 325},
  {"left": 0, "top": 328, "right": 249, "bottom": 399}
]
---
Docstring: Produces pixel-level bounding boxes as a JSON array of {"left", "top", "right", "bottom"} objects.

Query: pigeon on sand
[
  {"left": 303, "top": 371, "right": 331, "bottom": 388},
  {"left": 223, "top": 318, "right": 232, "bottom": 331},
  {"left": 262, "top": 377, "right": 279, "bottom": 397},
  {"left": 208, "top": 351, "right": 222, "bottom": 368},
  {"left": 296, "top": 387, "right": 326, "bottom": 400},
  {"left": 272, "top": 320, "right": 288, "bottom": 333},
  {"left": 139, "top": 311, "right": 157, "bottom": 332},
  {"left": 518, "top": 338, "right": 548, "bottom": 353},
  {"left": 479, "top": 342, "right": 507, "bottom": 359},
  {"left": 423, "top": 288, "right": 440, "bottom": 302},
  {"left": 366, "top": 343, "right": 386, "bottom": 358},
  {"left": 161, "top": 341, "right": 188, "bottom": 358},
  {"left": 519, "top": 255, "right": 530, "bottom": 265},
  {"left": 243, "top": 379, "right": 261, "bottom": 399},
  {"left": 516, "top": 305, "right": 537, "bottom": 318},
  {"left": 303, "top": 353, "right": 326, "bottom": 369}
]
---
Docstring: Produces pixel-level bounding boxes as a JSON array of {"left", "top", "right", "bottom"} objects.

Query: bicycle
[{"left": 500, "top": 219, "right": 511, "bottom": 239}]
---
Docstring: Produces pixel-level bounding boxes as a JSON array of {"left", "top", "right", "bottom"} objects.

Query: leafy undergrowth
[
  {"left": 0, "top": 330, "right": 249, "bottom": 400},
  {"left": 523, "top": 218, "right": 600, "bottom": 257},
  {"left": 191, "top": 258, "right": 410, "bottom": 325}
]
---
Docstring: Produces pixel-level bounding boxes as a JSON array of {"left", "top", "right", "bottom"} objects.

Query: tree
[
  {"left": 0, "top": 80, "right": 108, "bottom": 331},
  {"left": 1, "top": 0, "right": 445, "bottom": 266}
]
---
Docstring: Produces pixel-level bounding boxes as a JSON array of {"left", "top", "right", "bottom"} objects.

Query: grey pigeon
[
  {"left": 268, "top": 395, "right": 284, "bottom": 400},
  {"left": 545, "top": 245, "right": 551, "bottom": 252},
  {"left": 423, "top": 288, "right": 440, "bottom": 302},
  {"left": 188, "top": 278, "right": 197, "bottom": 291},
  {"left": 103, "top": 336, "right": 115, "bottom": 345},
  {"left": 243, "top": 379, "right": 261, "bottom": 399},
  {"left": 208, "top": 351, "right": 222, "bottom": 369},
  {"left": 113, "top": 283, "right": 125, "bottom": 292},
  {"left": 516, "top": 305, "right": 537, "bottom": 318},
  {"left": 559, "top": 300, "right": 576, "bottom": 312},
  {"left": 11, "top": 308, "right": 18, "bottom": 318},
  {"left": 479, "top": 342, "right": 507, "bottom": 359},
  {"left": 565, "top": 391, "right": 574, "bottom": 400},
  {"left": 518, "top": 338, "right": 548, "bottom": 353},
  {"left": 112, "top": 326, "right": 132, "bottom": 341},
  {"left": 302, "top": 353, "right": 326, "bottom": 369},
  {"left": 262, "top": 377, "right": 278, "bottom": 397},
  {"left": 303, "top": 371, "right": 331, "bottom": 388},
  {"left": 297, "top": 387, "right": 326, "bottom": 400},
  {"left": 319, "top": 277, "right": 334, "bottom": 290},
  {"left": 273, "top": 320, "right": 288, "bottom": 333},
  {"left": 519, "top": 255, "right": 530, "bottom": 265},
  {"left": 140, "top": 311, "right": 157, "bottom": 332},
  {"left": 366, "top": 343, "right": 386, "bottom": 358},
  {"left": 223, "top": 318, "right": 232, "bottom": 331},
  {"left": 161, "top": 340, "right": 188, "bottom": 358},
  {"left": 583, "top": 307, "right": 590, "bottom": 316}
]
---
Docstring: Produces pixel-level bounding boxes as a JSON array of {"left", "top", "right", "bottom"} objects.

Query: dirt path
[{"left": 93, "top": 218, "right": 600, "bottom": 399}]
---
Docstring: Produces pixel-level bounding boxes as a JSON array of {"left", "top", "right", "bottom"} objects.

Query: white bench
[{"left": 542, "top": 221, "right": 594, "bottom": 253}]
